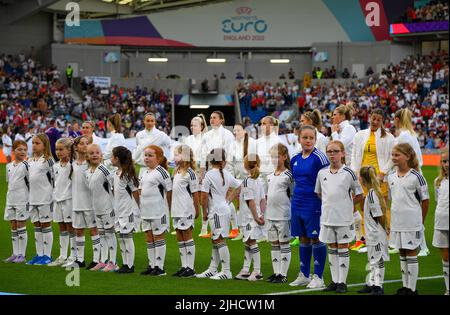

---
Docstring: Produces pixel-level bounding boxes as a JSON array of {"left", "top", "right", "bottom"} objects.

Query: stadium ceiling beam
[
  {"left": 1, "top": 0, "right": 60, "bottom": 25},
  {"left": 47, "top": 0, "right": 133, "bottom": 15},
  {"left": 134, "top": 0, "right": 223, "bottom": 12}
]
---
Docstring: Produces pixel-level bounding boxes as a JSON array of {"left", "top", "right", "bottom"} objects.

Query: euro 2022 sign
[{"left": 222, "top": 7, "right": 268, "bottom": 41}]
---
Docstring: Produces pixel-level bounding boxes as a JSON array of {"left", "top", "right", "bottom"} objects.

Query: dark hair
[
  {"left": 112, "top": 146, "right": 139, "bottom": 187},
  {"left": 12, "top": 140, "right": 27, "bottom": 151},
  {"left": 234, "top": 123, "right": 249, "bottom": 158},
  {"left": 370, "top": 108, "right": 388, "bottom": 138},
  {"left": 211, "top": 111, "right": 225, "bottom": 125},
  {"left": 207, "top": 148, "right": 227, "bottom": 185},
  {"left": 108, "top": 113, "right": 121, "bottom": 132}
]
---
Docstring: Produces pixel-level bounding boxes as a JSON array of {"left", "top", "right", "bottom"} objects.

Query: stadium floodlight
[
  {"left": 270, "top": 59, "right": 290, "bottom": 64},
  {"left": 190, "top": 105, "right": 210, "bottom": 109},
  {"left": 206, "top": 58, "right": 226, "bottom": 63},
  {"left": 102, "top": 0, "right": 114, "bottom": 3},
  {"left": 148, "top": 57, "right": 168, "bottom": 62},
  {"left": 118, "top": 0, "right": 133, "bottom": 4}
]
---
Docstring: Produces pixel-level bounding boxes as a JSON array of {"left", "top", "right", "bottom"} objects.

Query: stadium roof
[{"left": 0, "top": 0, "right": 230, "bottom": 24}]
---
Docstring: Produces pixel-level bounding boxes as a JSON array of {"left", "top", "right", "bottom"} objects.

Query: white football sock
[
  {"left": 17, "top": 227, "right": 28, "bottom": 257},
  {"left": 178, "top": 241, "right": 187, "bottom": 268},
  {"left": 123, "top": 233, "right": 135, "bottom": 268},
  {"left": 249, "top": 244, "right": 261, "bottom": 274},
  {"left": 42, "top": 226, "right": 53, "bottom": 257},
  {"left": 59, "top": 231, "right": 69, "bottom": 259},
  {"left": 328, "top": 247, "right": 339, "bottom": 283},
  {"left": 443, "top": 260, "right": 449, "bottom": 292},
  {"left": 217, "top": 242, "right": 230, "bottom": 273},
  {"left": 11, "top": 229, "right": 18, "bottom": 256},
  {"left": 338, "top": 248, "right": 350, "bottom": 284},
  {"left": 76, "top": 235, "right": 85, "bottom": 263},
  {"left": 185, "top": 239, "right": 195, "bottom": 270},
  {"left": 406, "top": 256, "right": 419, "bottom": 291},
  {"left": 154, "top": 239, "right": 166, "bottom": 269},
  {"left": 91, "top": 234, "right": 101, "bottom": 263},
  {"left": 280, "top": 243, "right": 291, "bottom": 277},
  {"left": 400, "top": 256, "right": 408, "bottom": 288},
  {"left": 270, "top": 244, "right": 281, "bottom": 275},
  {"left": 98, "top": 229, "right": 108, "bottom": 263},
  {"left": 243, "top": 244, "right": 252, "bottom": 273},
  {"left": 34, "top": 227, "right": 43, "bottom": 256},
  {"left": 374, "top": 259, "right": 385, "bottom": 287},
  {"left": 105, "top": 229, "right": 117, "bottom": 264}
]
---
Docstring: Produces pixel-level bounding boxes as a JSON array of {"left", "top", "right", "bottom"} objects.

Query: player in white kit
[
  {"left": 111, "top": 146, "right": 140, "bottom": 274},
  {"left": 26, "top": 134, "right": 55, "bottom": 265},
  {"left": 357, "top": 166, "right": 390, "bottom": 295},
  {"left": 265, "top": 143, "right": 294, "bottom": 284},
  {"left": 234, "top": 154, "right": 266, "bottom": 282},
  {"left": 3, "top": 140, "right": 29, "bottom": 264},
  {"left": 139, "top": 145, "right": 172, "bottom": 277},
  {"left": 64, "top": 135, "right": 100, "bottom": 270},
  {"left": 85, "top": 143, "right": 118, "bottom": 272},
  {"left": 316, "top": 140, "right": 364, "bottom": 293},
  {"left": 170, "top": 144, "right": 200, "bottom": 277},
  {"left": 48, "top": 138, "right": 76, "bottom": 267},
  {"left": 432, "top": 147, "right": 449, "bottom": 295},
  {"left": 196, "top": 148, "right": 241, "bottom": 280},
  {"left": 389, "top": 143, "right": 429, "bottom": 295}
]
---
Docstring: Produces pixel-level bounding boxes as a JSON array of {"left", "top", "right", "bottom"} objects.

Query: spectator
[{"left": 45, "top": 118, "right": 61, "bottom": 159}]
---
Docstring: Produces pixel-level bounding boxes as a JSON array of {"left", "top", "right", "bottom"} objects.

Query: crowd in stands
[
  {"left": 1, "top": 49, "right": 448, "bottom": 152},
  {"left": 238, "top": 51, "right": 449, "bottom": 150},
  {"left": 401, "top": 1, "right": 449, "bottom": 23},
  {"left": 0, "top": 52, "right": 173, "bottom": 147}
]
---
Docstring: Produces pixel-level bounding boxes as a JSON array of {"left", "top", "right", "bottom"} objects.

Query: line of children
[{"left": 2, "top": 136, "right": 447, "bottom": 294}]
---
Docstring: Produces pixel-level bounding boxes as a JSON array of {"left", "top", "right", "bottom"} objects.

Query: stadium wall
[
  {"left": 311, "top": 41, "right": 414, "bottom": 76},
  {"left": 0, "top": 12, "right": 52, "bottom": 59}
]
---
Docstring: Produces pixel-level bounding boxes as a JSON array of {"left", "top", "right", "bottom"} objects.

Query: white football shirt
[
  {"left": 72, "top": 160, "right": 93, "bottom": 211},
  {"left": 315, "top": 165, "right": 363, "bottom": 226},
  {"left": 6, "top": 160, "right": 29, "bottom": 207},
  {"left": 388, "top": 169, "right": 429, "bottom": 232},
  {"left": 201, "top": 168, "right": 241, "bottom": 216},
  {"left": 114, "top": 171, "right": 139, "bottom": 219},
  {"left": 139, "top": 165, "right": 172, "bottom": 219},
  {"left": 86, "top": 164, "right": 114, "bottom": 216},
  {"left": 434, "top": 177, "right": 448, "bottom": 231},
  {"left": 171, "top": 168, "right": 200, "bottom": 218},
  {"left": 239, "top": 177, "right": 265, "bottom": 225},
  {"left": 53, "top": 161, "right": 72, "bottom": 202},
  {"left": 363, "top": 189, "right": 387, "bottom": 246},
  {"left": 29, "top": 156, "right": 54, "bottom": 205},
  {"left": 266, "top": 170, "right": 294, "bottom": 221}
]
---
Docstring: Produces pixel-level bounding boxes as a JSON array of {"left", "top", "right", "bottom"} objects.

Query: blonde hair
[
  {"left": 360, "top": 166, "right": 387, "bottom": 216},
  {"left": 269, "top": 143, "right": 290, "bottom": 170},
  {"left": 392, "top": 143, "right": 419, "bottom": 171},
  {"left": 327, "top": 140, "right": 346, "bottom": 164},
  {"left": 436, "top": 147, "right": 449, "bottom": 188},
  {"left": 302, "top": 109, "right": 323, "bottom": 130},
  {"left": 86, "top": 143, "right": 103, "bottom": 168},
  {"left": 335, "top": 103, "right": 354, "bottom": 121},
  {"left": 395, "top": 108, "right": 415, "bottom": 135},
  {"left": 192, "top": 114, "right": 208, "bottom": 133},
  {"left": 33, "top": 133, "right": 52, "bottom": 160},
  {"left": 175, "top": 144, "right": 196, "bottom": 175},
  {"left": 244, "top": 153, "right": 260, "bottom": 179}
]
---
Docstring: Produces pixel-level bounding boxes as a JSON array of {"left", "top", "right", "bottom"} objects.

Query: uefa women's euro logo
[{"left": 222, "top": 7, "right": 268, "bottom": 41}]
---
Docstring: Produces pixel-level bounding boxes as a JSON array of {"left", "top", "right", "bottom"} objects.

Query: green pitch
[{"left": 0, "top": 165, "right": 446, "bottom": 295}]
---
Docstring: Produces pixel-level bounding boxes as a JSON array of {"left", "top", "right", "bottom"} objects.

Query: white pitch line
[{"left": 265, "top": 275, "right": 444, "bottom": 295}]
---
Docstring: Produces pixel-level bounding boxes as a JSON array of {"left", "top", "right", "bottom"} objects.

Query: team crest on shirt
[
  {"left": 324, "top": 177, "right": 327, "bottom": 181},
  {"left": 311, "top": 230, "right": 318, "bottom": 235}
]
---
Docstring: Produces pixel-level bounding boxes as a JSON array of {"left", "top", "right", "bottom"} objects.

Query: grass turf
[{"left": 0, "top": 164, "right": 446, "bottom": 295}]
